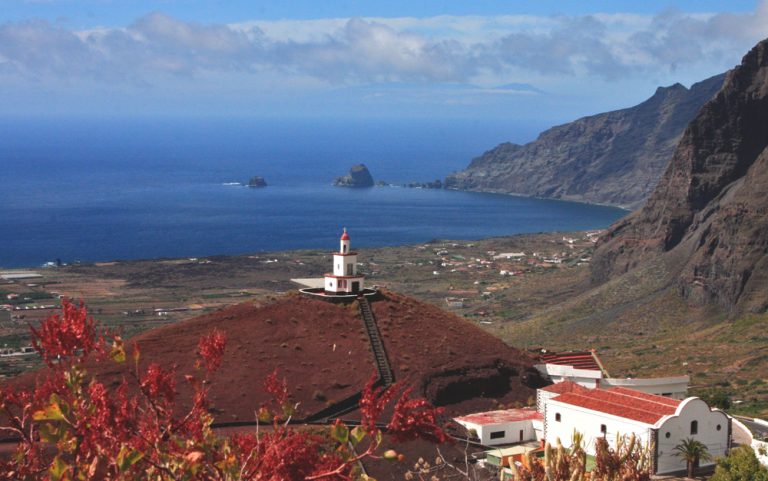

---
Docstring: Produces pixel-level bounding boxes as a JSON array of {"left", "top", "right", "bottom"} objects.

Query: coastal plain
[{"left": 1, "top": 230, "right": 767, "bottom": 417}]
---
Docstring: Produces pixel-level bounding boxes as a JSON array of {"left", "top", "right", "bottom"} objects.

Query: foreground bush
[
  {"left": 710, "top": 445, "right": 768, "bottom": 481},
  {"left": 0, "top": 300, "right": 446, "bottom": 481},
  {"left": 508, "top": 432, "right": 651, "bottom": 481}
]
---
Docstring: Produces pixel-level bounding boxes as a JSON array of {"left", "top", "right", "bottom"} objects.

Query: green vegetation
[
  {"left": 696, "top": 388, "right": 733, "bottom": 410},
  {"left": 710, "top": 446, "right": 768, "bottom": 481},
  {"left": 673, "top": 438, "right": 712, "bottom": 479},
  {"left": 729, "top": 399, "right": 768, "bottom": 417}
]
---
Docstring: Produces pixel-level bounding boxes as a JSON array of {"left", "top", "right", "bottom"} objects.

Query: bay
[{"left": 0, "top": 117, "right": 626, "bottom": 267}]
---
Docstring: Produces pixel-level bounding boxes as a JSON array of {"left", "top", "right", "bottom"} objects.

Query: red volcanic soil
[
  {"left": 371, "top": 290, "right": 545, "bottom": 415},
  {"left": 12, "top": 289, "right": 545, "bottom": 424}
]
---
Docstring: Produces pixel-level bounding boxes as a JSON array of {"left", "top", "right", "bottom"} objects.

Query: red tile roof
[
  {"left": 540, "top": 351, "right": 602, "bottom": 371},
  {"left": 539, "top": 381, "right": 591, "bottom": 395},
  {"left": 454, "top": 408, "right": 543, "bottom": 426},
  {"left": 551, "top": 387, "right": 681, "bottom": 425}
]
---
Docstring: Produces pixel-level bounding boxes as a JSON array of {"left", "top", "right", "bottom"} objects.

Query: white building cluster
[{"left": 454, "top": 350, "right": 730, "bottom": 476}]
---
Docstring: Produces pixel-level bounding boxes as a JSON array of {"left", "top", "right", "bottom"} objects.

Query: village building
[
  {"left": 543, "top": 386, "right": 730, "bottom": 474},
  {"left": 535, "top": 350, "right": 689, "bottom": 399},
  {"left": 324, "top": 228, "right": 365, "bottom": 294},
  {"left": 456, "top": 382, "right": 731, "bottom": 475},
  {"left": 454, "top": 408, "right": 542, "bottom": 446},
  {"left": 294, "top": 228, "right": 378, "bottom": 300},
  {"left": 536, "top": 351, "right": 605, "bottom": 388}
]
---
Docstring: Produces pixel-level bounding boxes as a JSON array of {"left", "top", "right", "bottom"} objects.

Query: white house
[
  {"left": 535, "top": 351, "right": 605, "bottom": 388},
  {"left": 543, "top": 386, "right": 730, "bottom": 475},
  {"left": 454, "top": 408, "right": 542, "bottom": 446},
  {"left": 324, "top": 228, "right": 365, "bottom": 295},
  {"left": 536, "top": 350, "right": 689, "bottom": 399}
]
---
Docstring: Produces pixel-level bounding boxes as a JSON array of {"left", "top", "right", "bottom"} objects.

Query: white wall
[
  {"left": 457, "top": 419, "right": 537, "bottom": 446},
  {"left": 544, "top": 399, "right": 652, "bottom": 457},
  {"left": 654, "top": 398, "right": 730, "bottom": 474},
  {"left": 602, "top": 376, "right": 689, "bottom": 400},
  {"left": 536, "top": 364, "right": 602, "bottom": 388},
  {"left": 333, "top": 254, "right": 357, "bottom": 276}
]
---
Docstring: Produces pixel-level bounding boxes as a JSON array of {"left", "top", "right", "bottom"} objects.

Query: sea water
[{"left": 0, "top": 116, "right": 626, "bottom": 268}]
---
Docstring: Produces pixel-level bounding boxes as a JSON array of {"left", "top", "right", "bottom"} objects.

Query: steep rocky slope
[
  {"left": 592, "top": 38, "right": 768, "bottom": 313},
  {"left": 445, "top": 74, "right": 724, "bottom": 209}
]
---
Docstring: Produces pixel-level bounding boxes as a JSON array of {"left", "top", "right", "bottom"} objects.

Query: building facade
[
  {"left": 324, "top": 228, "right": 365, "bottom": 294},
  {"left": 454, "top": 408, "right": 542, "bottom": 446},
  {"left": 543, "top": 387, "right": 730, "bottom": 475}
]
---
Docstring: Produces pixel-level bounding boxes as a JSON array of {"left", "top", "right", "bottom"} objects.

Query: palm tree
[{"left": 673, "top": 438, "right": 712, "bottom": 478}]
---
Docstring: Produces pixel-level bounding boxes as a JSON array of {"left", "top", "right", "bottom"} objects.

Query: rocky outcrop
[
  {"left": 247, "top": 176, "right": 267, "bottom": 188},
  {"left": 445, "top": 74, "right": 725, "bottom": 209},
  {"left": 333, "top": 164, "right": 374, "bottom": 187},
  {"left": 592, "top": 38, "right": 768, "bottom": 313}
]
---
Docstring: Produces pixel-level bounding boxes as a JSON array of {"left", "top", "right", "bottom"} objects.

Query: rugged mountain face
[
  {"left": 445, "top": 74, "right": 724, "bottom": 209},
  {"left": 592, "top": 39, "right": 768, "bottom": 313}
]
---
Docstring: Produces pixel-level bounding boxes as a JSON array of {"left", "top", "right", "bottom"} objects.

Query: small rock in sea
[
  {"left": 333, "top": 164, "right": 374, "bottom": 188},
  {"left": 248, "top": 176, "right": 267, "bottom": 188}
]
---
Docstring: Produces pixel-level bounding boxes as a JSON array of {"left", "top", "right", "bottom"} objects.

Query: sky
[{"left": 0, "top": 0, "right": 766, "bottom": 124}]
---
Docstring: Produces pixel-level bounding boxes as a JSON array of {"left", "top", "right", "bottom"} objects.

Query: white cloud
[{"left": 0, "top": 4, "right": 766, "bottom": 99}]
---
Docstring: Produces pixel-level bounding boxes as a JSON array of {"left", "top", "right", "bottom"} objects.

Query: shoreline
[
  {"left": 0, "top": 229, "right": 604, "bottom": 271},
  {"left": 443, "top": 185, "right": 636, "bottom": 211}
]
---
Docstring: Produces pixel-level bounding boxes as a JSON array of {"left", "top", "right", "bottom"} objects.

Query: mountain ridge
[
  {"left": 445, "top": 73, "right": 725, "bottom": 209},
  {"left": 591, "top": 38, "right": 768, "bottom": 313}
]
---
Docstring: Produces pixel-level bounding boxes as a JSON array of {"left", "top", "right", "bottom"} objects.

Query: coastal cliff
[
  {"left": 445, "top": 74, "right": 724, "bottom": 209},
  {"left": 592, "top": 38, "right": 768, "bottom": 313}
]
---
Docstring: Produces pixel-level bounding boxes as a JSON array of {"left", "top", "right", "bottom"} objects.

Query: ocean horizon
[{"left": 0, "top": 116, "right": 626, "bottom": 268}]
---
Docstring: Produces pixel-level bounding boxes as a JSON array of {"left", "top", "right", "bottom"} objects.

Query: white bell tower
[{"left": 325, "top": 228, "right": 365, "bottom": 294}]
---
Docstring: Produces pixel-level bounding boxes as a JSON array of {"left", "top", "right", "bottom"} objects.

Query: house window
[
  {"left": 716, "top": 424, "right": 722, "bottom": 431},
  {"left": 347, "top": 264, "right": 353, "bottom": 275},
  {"left": 490, "top": 431, "right": 505, "bottom": 440},
  {"left": 665, "top": 432, "right": 671, "bottom": 439},
  {"left": 690, "top": 420, "right": 698, "bottom": 435},
  {"left": 555, "top": 413, "right": 561, "bottom": 422},
  {"left": 600, "top": 424, "right": 607, "bottom": 435},
  {"left": 662, "top": 393, "right": 673, "bottom": 397}
]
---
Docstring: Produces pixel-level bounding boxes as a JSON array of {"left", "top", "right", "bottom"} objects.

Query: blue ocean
[{"left": 0, "top": 117, "right": 626, "bottom": 268}]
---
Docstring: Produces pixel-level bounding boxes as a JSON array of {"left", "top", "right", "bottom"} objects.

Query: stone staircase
[{"left": 358, "top": 297, "right": 394, "bottom": 386}]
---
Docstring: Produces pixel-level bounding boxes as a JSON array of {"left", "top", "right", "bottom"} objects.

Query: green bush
[
  {"left": 698, "top": 388, "right": 732, "bottom": 410},
  {"left": 710, "top": 446, "right": 768, "bottom": 481}
]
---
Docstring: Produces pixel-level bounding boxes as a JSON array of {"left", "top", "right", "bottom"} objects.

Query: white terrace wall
[{"left": 601, "top": 376, "right": 689, "bottom": 400}]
